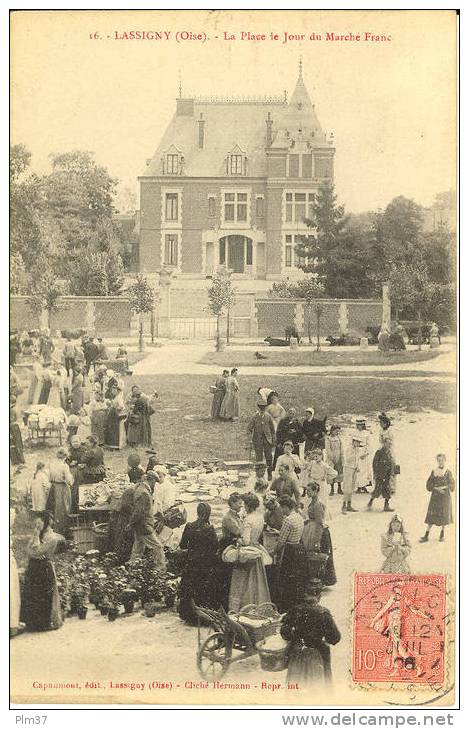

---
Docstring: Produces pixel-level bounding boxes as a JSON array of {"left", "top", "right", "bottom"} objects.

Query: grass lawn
[
  {"left": 198, "top": 348, "right": 441, "bottom": 368},
  {"left": 131, "top": 372, "right": 455, "bottom": 464}
]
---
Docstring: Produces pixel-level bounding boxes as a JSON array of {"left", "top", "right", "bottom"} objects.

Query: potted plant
[{"left": 122, "top": 588, "right": 137, "bottom": 614}]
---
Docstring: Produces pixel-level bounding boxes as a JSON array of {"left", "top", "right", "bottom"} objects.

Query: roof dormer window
[
  {"left": 162, "top": 144, "right": 184, "bottom": 175},
  {"left": 226, "top": 144, "right": 247, "bottom": 176}
]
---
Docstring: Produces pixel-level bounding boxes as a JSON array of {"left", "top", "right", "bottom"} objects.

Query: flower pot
[
  {"left": 123, "top": 601, "right": 134, "bottom": 614},
  {"left": 100, "top": 605, "right": 109, "bottom": 616},
  {"left": 77, "top": 606, "right": 88, "bottom": 620},
  {"left": 108, "top": 607, "right": 119, "bottom": 621}
]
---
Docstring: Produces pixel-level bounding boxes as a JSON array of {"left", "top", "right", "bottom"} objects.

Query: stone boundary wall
[
  {"left": 255, "top": 298, "right": 383, "bottom": 338},
  {"left": 11, "top": 293, "right": 383, "bottom": 340}
]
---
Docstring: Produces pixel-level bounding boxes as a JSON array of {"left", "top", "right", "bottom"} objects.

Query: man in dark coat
[
  {"left": 84, "top": 337, "right": 100, "bottom": 374},
  {"left": 247, "top": 402, "right": 276, "bottom": 480},
  {"left": 275, "top": 407, "right": 304, "bottom": 465}
]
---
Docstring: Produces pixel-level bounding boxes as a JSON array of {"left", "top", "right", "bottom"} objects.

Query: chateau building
[{"left": 138, "top": 64, "right": 335, "bottom": 281}]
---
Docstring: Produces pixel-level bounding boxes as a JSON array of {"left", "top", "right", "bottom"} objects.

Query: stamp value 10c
[{"left": 352, "top": 573, "right": 447, "bottom": 685}]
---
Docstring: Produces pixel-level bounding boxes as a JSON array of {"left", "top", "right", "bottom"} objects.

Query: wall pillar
[
  {"left": 294, "top": 302, "right": 304, "bottom": 335},
  {"left": 85, "top": 300, "right": 96, "bottom": 334},
  {"left": 158, "top": 268, "right": 173, "bottom": 338},
  {"left": 250, "top": 296, "right": 258, "bottom": 338},
  {"left": 382, "top": 282, "right": 391, "bottom": 331},
  {"left": 338, "top": 301, "right": 349, "bottom": 336}
]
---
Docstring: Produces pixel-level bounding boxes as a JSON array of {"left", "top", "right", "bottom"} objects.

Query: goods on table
[{"left": 27, "top": 405, "right": 67, "bottom": 431}]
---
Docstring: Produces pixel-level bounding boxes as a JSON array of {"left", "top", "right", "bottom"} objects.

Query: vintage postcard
[{"left": 9, "top": 8, "right": 458, "bottom": 707}]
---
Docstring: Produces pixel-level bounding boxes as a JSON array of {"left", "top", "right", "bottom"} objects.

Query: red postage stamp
[{"left": 352, "top": 573, "right": 447, "bottom": 684}]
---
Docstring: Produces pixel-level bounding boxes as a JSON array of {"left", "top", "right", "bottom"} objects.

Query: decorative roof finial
[
  {"left": 178, "top": 69, "right": 182, "bottom": 99},
  {"left": 299, "top": 56, "right": 303, "bottom": 79}
]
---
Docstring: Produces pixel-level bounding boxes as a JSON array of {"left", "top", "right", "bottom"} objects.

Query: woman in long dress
[
  {"left": 126, "top": 387, "right": 157, "bottom": 448},
  {"left": 30, "top": 462, "right": 50, "bottom": 515},
  {"left": 90, "top": 392, "right": 108, "bottom": 446},
  {"left": 20, "top": 512, "right": 65, "bottom": 631},
  {"left": 273, "top": 496, "right": 309, "bottom": 612},
  {"left": 220, "top": 368, "right": 240, "bottom": 421},
  {"left": 71, "top": 367, "right": 85, "bottom": 415},
  {"left": 178, "top": 502, "right": 219, "bottom": 625},
  {"left": 38, "top": 365, "right": 52, "bottom": 405},
  {"left": 104, "top": 386, "right": 126, "bottom": 449},
  {"left": 47, "top": 369, "right": 66, "bottom": 410},
  {"left": 228, "top": 493, "right": 271, "bottom": 612},
  {"left": 420, "top": 453, "right": 455, "bottom": 543},
  {"left": 46, "top": 448, "right": 74, "bottom": 537},
  {"left": 381, "top": 514, "right": 411, "bottom": 573},
  {"left": 211, "top": 370, "right": 228, "bottom": 420},
  {"left": 280, "top": 581, "right": 341, "bottom": 686},
  {"left": 378, "top": 412, "right": 397, "bottom": 494},
  {"left": 302, "top": 482, "right": 337, "bottom": 586},
  {"left": 28, "top": 358, "right": 43, "bottom": 405}
]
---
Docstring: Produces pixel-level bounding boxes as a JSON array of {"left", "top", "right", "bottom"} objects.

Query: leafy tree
[
  {"left": 68, "top": 251, "right": 125, "bottom": 296},
  {"left": 10, "top": 144, "right": 45, "bottom": 271},
  {"left": 27, "top": 271, "right": 67, "bottom": 330},
  {"left": 43, "top": 150, "right": 118, "bottom": 258},
  {"left": 207, "top": 271, "right": 236, "bottom": 351},
  {"left": 128, "top": 275, "right": 156, "bottom": 351},
  {"left": 389, "top": 261, "right": 436, "bottom": 349},
  {"left": 295, "top": 278, "right": 325, "bottom": 347},
  {"left": 372, "top": 196, "right": 425, "bottom": 277}
]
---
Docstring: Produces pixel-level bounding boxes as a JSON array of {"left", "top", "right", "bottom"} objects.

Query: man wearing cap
[
  {"left": 129, "top": 472, "right": 166, "bottom": 569},
  {"left": 247, "top": 402, "right": 276, "bottom": 480},
  {"left": 84, "top": 337, "right": 100, "bottom": 374},
  {"left": 302, "top": 407, "right": 327, "bottom": 455}
]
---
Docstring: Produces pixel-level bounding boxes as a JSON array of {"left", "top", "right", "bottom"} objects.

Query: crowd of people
[{"left": 10, "top": 341, "right": 455, "bottom": 687}]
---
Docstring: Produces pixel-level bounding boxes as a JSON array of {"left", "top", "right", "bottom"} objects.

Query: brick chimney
[
  {"left": 265, "top": 111, "right": 273, "bottom": 148},
  {"left": 198, "top": 113, "right": 205, "bottom": 148}
]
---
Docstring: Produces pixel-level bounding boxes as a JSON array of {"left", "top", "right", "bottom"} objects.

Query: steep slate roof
[{"left": 141, "top": 69, "right": 327, "bottom": 179}]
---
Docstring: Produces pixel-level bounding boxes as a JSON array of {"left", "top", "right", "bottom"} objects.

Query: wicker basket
[
  {"left": 235, "top": 603, "right": 283, "bottom": 643},
  {"left": 70, "top": 525, "right": 95, "bottom": 554},
  {"left": 257, "top": 641, "right": 289, "bottom": 672}
]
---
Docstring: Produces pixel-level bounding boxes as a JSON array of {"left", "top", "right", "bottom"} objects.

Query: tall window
[
  {"left": 166, "top": 154, "right": 179, "bottom": 174},
  {"left": 289, "top": 154, "right": 300, "bottom": 178},
  {"left": 285, "top": 192, "right": 315, "bottom": 223},
  {"left": 165, "top": 193, "right": 179, "bottom": 222},
  {"left": 224, "top": 192, "right": 247, "bottom": 222},
  {"left": 164, "top": 234, "right": 178, "bottom": 266},
  {"left": 285, "top": 234, "right": 308, "bottom": 268},
  {"left": 230, "top": 155, "right": 244, "bottom": 175}
]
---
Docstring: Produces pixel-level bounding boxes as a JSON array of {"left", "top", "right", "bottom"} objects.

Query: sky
[{"left": 10, "top": 9, "right": 457, "bottom": 213}]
